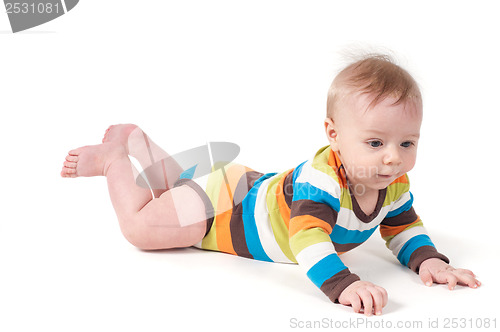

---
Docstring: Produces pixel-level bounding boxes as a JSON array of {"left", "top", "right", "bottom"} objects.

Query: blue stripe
[
  {"left": 397, "top": 234, "right": 435, "bottom": 266},
  {"left": 330, "top": 224, "right": 379, "bottom": 244},
  {"left": 241, "top": 172, "right": 277, "bottom": 262},
  {"left": 386, "top": 192, "right": 414, "bottom": 218},
  {"left": 292, "top": 161, "right": 306, "bottom": 184},
  {"left": 306, "top": 254, "right": 348, "bottom": 288},
  {"left": 292, "top": 182, "right": 341, "bottom": 212},
  {"left": 179, "top": 164, "right": 197, "bottom": 180}
]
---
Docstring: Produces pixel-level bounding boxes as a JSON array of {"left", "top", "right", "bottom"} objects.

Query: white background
[{"left": 1, "top": 1, "right": 499, "bottom": 331}]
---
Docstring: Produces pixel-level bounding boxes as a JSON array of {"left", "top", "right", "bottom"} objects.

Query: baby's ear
[{"left": 324, "top": 118, "right": 340, "bottom": 151}]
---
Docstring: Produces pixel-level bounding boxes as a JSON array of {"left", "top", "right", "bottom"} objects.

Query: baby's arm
[
  {"left": 289, "top": 199, "right": 387, "bottom": 316},
  {"left": 380, "top": 208, "right": 449, "bottom": 271},
  {"left": 380, "top": 190, "right": 480, "bottom": 289},
  {"left": 380, "top": 190, "right": 450, "bottom": 271}
]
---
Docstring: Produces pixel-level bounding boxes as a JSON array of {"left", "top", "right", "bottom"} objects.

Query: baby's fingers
[
  {"left": 456, "top": 268, "right": 476, "bottom": 278},
  {"left": 420, "top": 267, "right": 434, "bottom": 286},
  {"left": 357, "top": 288, "right": 373, "bottom": 316},
  {"left": 446, "top": 274, "right": 458, "bottom": 290},
  {"left": 348, "top": 293, "right": 362, "bottom": 314},
  {"left": 369, "top": 286, "right": 387, "bottom": 315},
  {"left": 454, "top": 271, "right": 481, "bottom": 288},
  {"left": 376, "top": 286, "right": 389, "bottom": 308}
]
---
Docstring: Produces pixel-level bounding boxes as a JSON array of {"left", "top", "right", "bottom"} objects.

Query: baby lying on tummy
[{"left": 61, "top": 54, "right": 480, "bottom": 316}]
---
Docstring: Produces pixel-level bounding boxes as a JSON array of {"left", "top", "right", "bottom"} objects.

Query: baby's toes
[
  {"left": 61, "top": 166, "right": 77, "bottom": 177},
  {"left": 61, "top": 153, "right": 79, "bottom": 177},
  {"left": 63, "top": 155, "right": 78, "bottom": 169},
  {"left": 102, "top": 126, "right": 112, "bottom": 143},
  {"left": 64, "top": 160, "right": 76, "bottom": 168},
  {"left": 68, "top": 148, "right": 81, "bottom": 156},
  {"left": 65, "top": 155, "right": 78, "bottom": 163}
]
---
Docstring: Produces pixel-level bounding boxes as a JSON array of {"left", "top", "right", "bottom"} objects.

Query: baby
[{"left": 61, "top": 54, "right": 480, "bottom": 316}]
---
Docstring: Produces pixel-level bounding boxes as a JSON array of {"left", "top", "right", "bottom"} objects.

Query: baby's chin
[
  {"left": 354, "top": 177, "right": 396, "bottom": 193},
  {"left": 371, "top": 176, "right": 400, "bottom": 190}
]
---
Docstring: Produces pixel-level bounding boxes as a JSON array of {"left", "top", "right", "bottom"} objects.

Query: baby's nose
[{"left": 383, "top": 147, "right": 402, "bottom": 165}]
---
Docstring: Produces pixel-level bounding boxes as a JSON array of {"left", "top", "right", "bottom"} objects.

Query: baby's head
[{"left": 324, "top": 54, "right": 423, "bottom": 194}]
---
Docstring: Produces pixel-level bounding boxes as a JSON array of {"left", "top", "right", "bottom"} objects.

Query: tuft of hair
[{"left": 327, "top": 52, "right": 422, "bottom": 118}]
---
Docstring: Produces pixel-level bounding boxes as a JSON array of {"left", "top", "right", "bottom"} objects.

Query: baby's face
[{"left": 326, "top": 93, "right": 422, "bottom": 194}]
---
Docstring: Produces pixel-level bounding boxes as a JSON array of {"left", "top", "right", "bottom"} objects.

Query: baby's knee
[{"left": 118, "top": 219, "right": 150, "bottom": 250}]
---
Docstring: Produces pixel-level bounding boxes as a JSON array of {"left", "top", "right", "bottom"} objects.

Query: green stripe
[
  {"left": 201, "top": 163, "right": 233, "bottom": 251},
  {"left": 289, "top": 227, "right": 332, "bottom": 256},
  {"left": 383, "top": 178, "right": 410, "bottom": 207},
  {"left": 340, "top": 188, "right": 353, "bottom": 210},
  {"left": 311, "top": 146, "right": 340, "bottom": 184},
  {"left": 266, "top": 171, "right": 296, "bottom": 262}
]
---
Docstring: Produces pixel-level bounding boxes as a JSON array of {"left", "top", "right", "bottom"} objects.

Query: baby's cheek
[
  {"left": 356, "top": 157, "right": 379, "bottom": 176},
  {"left": 403, "top": 155, "right": 417, "bottom": 173}
]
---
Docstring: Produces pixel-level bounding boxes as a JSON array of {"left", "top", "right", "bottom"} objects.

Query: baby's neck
[{"left": 351, "top": 187, "right": 381, "bottom": 217}]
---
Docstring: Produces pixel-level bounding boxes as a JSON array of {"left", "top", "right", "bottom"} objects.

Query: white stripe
[
  {"left": 336, "top": 205, "right": 392, "bottom": 232},
  {"left": 388, "top": 226, "right": 428, "bottom": 257},
  {"left": 253, "top": 176, "right": 294, "bottom": 263},
  {"left": 294, "top": 241, "right": 337, "bottom": 272},
  {"left": 295, "top": 160, "right": 341, "bottom": 199},
  {"left": 390, "top": 191, "right": 411, "bottom": 211}
]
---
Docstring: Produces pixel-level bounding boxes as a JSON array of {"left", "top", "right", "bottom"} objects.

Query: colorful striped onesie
[{"left": 174, "top": 145, "right": 449, "bottom": 302}]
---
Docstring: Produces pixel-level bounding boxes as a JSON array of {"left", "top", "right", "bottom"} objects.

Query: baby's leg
[
  {"left": 61, "top": 124, "right": 207, "bottom": 250},
  {"left": 102, "top": 124, "right": 183, "bottom": 198}
]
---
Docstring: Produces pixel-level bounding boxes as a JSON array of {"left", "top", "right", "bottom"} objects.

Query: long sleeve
[
  {"left": 380, "top": 191, "right": 449, "bottom": 273},
  {"left": 289, "top": 189, "right": 359, "bottom": 303}
]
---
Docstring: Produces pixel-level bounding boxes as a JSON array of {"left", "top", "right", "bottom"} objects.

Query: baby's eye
[
  {"left": 368, "top": 140, "right": 383, "bottom": 148},
  {"left": 401, "top": 141, "right": 414, "bottom": 148}
]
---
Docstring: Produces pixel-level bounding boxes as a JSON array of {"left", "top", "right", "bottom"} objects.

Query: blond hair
[{"left": 326, "top": 54, "right": 422, "bottom": 118}]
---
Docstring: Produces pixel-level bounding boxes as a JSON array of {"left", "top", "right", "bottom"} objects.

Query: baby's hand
[
  {"left": 338, "top": 281, "right": 388, "bottom": 316},
  {"left": 419, "top": 258, "right": 481, "bottom": 290}
]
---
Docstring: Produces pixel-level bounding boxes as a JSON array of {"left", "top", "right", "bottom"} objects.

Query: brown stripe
[
  {"left": 319, "top": 269, "right": 360, "bottom": 303},
  {"left": 333, "top": 241, "right": 363, "bottom": 253},
  {"left": 382, "top": 207, "right": 419, "bottom": 226},
  {"left": 232, "top": 171, "right": 263, "bottom": 206},
  {"left": 246, "top": 171, "right": 265, "bottom": 188},
  {"left": 173, "top": 178, "right": 214, "bottom": 237},
  {"left": 408, "top": 246, "right": 450, "bottom": 273},
  {"left": 290, "top": 199, "right": 338, "bottom": 230},
  {"left": 350, "top": 187, "right": 387, "bottom": 223},
  {"left": 283, "top": 171, "right": 294, "bottom": 209},
  {"left": 229, "top": 171, "right": 264, "bottom": 259}
]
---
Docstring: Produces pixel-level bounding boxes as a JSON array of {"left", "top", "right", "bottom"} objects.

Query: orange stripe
[
  {"left": 380, "top": 216, "right": 421, "bottom": 237},
  {"left": 328, "top": 149, "right": 347, "bottom": 188},
  {"left": 289, "top": 215, "right": 333, "bottom": 238},
  {"left": 276, "top": 169, "right": 293, "bottom": 229},
  {"left": 392, "top": 174, "right": 409, "bottom": 184},
  {"left": 215, "top": 164, "right": 253, "bottom": 255}
]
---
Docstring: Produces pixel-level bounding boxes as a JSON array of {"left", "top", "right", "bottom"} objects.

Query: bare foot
[
  {"left": 102, "top": 124, "right": 161, "bottom": 165},
  {"left": 62, "top": 124, "right": 140, "bottom": 178},
  {"left": 61, "top": 142, "right": 127, "bottom": 178}
]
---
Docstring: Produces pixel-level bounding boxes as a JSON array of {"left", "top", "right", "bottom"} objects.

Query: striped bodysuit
[{"left": 174, "top": 145, "right": 449, "bottom": 302}]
